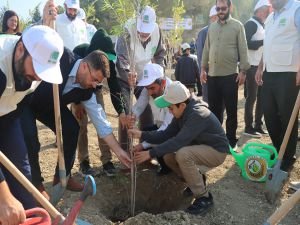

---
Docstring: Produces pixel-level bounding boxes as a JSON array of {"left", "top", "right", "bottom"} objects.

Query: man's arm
[
  {"left": 152, "top": 28, "right": 167, "bottom": 67},
  {"left": 237, "top": 23, "right": 251, "bottom": 72},
  {"left": 132, "top": 88, "right": 149, "bottom": 118},
  {"left": 244, "top": 20, "right": 263, "bottom": 50},
  {"left": 196, "top": 28, "right": 208, "bottom": 73},
  {"left": 115, "top": 32, "right": 131, "bottom": 82},
  {"left": 0, "top": 72, "right": 6, "bottom": 98}
]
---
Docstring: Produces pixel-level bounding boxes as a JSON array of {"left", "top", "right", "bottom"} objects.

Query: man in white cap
[
  {"left": 77, "top": 8, "right": 97, "bottom": 43},
  {"left": 255, "top": 0, "right": 300, "bottom": 172},
  {"left": 243, "top": 0, "right": 271, "bottom": 138},
  {"left": 0, "top": 25, "right": 63, "bottom": 220},
  {"left": 116, "top": 5, "right": 166, "bottom": 151},
  {"left": 128, "top": 81, "right": 229, "bottom": 215},
  {"left": 128, "top": 63, "right": 173, "bottom": 174},
  {"left": 175, "top": 43, "right": 200, "bottom": 93},
  {"left": 196, "top": 5, "right": 218, "bottom": 101},
  {"left": 54, "top": 0, "right": 88, "bottom": 50}
]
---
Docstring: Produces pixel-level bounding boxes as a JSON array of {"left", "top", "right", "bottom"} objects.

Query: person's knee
[{"left": 175, "top": 147, "right": 192, "bottom": 164}]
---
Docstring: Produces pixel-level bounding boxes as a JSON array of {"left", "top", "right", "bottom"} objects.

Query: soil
[{"left": 37, "top": 69, "right": 300, "bottom": 225}]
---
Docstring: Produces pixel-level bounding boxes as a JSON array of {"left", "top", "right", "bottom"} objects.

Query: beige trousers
[
  {"left": 164, "top": 145, "right": 226, "bottom": 198},
  {"left": 73, "top": 89, "right": 112, "bottom": 164}
]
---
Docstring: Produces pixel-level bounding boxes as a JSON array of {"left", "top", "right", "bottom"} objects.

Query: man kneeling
[{"left": 129, "top": 81, "right": 229, "bottom": 215}]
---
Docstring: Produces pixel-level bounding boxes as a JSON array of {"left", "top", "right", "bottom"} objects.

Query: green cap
[{"left": 154, "top": 96, "right": 172, "bottom": 108}]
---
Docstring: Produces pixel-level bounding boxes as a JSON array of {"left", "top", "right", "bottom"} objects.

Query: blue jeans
[{"left": 0, "top": 115, "right": 35, "bottom": 209}]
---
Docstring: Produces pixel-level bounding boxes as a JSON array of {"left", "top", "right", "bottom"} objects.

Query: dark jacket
[{"left": 142, "top": 98, "right": 230, "bottom": 158}]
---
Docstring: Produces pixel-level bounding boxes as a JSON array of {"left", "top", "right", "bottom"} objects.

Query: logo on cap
[
  {"left": 71, "top": 0, "right": 77, "bottom": 3},
  {"left": 143, "top": 15, "right": 150, "bottom": 24},
  {"left": 143, "top": 69, "right": 149, "bottom": 79},
  {"left": 48, "top": 51, "right": 60, "bottom": 64}
]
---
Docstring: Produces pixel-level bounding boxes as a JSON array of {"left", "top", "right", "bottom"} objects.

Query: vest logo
[
  {"left": 278, "top": 18, "right": 287, "bottom": 27},
  {"left": 245, "top": 156, "right": 267, "bottom": 181},
  {"left": 143, "top": 15, "right": 150, "bottom": 24},
  {"left": 48, "top": 51, "right": 59, "bottom": 64},
  {"left": 143, "top": 69, "right": 149, "bottom": 79}
]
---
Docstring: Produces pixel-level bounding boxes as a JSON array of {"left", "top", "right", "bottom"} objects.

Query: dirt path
[{"left": 37, "top": 71, "right": 300, "bottom": 224}]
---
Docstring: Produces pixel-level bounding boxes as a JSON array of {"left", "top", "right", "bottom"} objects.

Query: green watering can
[{"left": 230, "top": 142, "right": 278, "bottom": 182}]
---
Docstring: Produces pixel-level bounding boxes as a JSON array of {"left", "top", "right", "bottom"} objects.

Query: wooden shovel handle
[
  {"left": 0, "top": 151, "right": 65, "bottom": 222},
  {"left": 266, "top": 188, "right": 300, "bottom": 224},
  {"left": 277, "top": 90, "right": 300, "bottom": 160}
]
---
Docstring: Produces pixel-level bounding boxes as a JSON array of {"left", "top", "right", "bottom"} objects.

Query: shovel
[
  {"left": 264, "top": 188, "right": 300, "bottom": 225},
  {"left": 0, "top": 151, "right": 94, "bottom": 225},
  {"left": 264, "top": 90, "right": 300, "bottom": 204},
  {"left": 47, "top": 3, "right": 68, "bottom": 205}
]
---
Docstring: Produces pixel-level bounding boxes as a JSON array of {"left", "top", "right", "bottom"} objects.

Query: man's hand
[
  {"left": 72, "top": 103, "right": 86, "bottom": 120},
  {"left": 134, "top": 151, "right": 151, "bottom": 164},
  {"left": 133, "top": 143, "right": 144, "bottom": 153},
  {"left": 236, "top": 71, "right": 246, "bottom": 86},
  {"left": 255, "top": 67, "right": 264, "bottom": 86},
  {"left": 200, "top": 70, "right": 207, "bottom": 84},
  {"left": 119, "top": 113, "right": 127, "bottom": 129},
  {"left": 115, "top": 149, "right": 132, "bottom": 168},
  {"left": 126, "top": 114, "right": 136, "bottom": 129},
  {"left": 296, "top": 70, "right": 300, "bottom": 86},
  {"left": 128, "top": 128, "right": 142, "bottom": 139},
  {"left": 42, "top": 0, "right": 57, "bottom": 27},
  {"left": 127, "top": 72, "right": 137, "bottom": 87},
  {"left": 0, "top": 182, "right": 26, "bottom": 225}
]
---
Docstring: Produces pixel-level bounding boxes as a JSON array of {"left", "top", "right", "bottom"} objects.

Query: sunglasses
[{"left": 216, "top": 6, "right": 228, "bottom": 12}]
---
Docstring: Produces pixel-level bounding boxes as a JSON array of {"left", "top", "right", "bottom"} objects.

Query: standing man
[
  {"left": 196, "top": 5, "right": 218, "bottom": 102},
  {"left": 116, "top": 5, "right": 166, "bottom": 151},
  {"left": 0, "top": 25, "right": 63, "bottom": 209},
  {"left": 56, "top": 0, "right": 87, "bottom": 50},
  {"left": 255, "top": 0, "right": 300, "bottom": 172},
  {"left": 77, "top": 8, "right": 97, "bottom": 43},
  {"left": 243, "top": 0, "right": 271, "bottom": 138},
  {"left": 175, "top": 43, "right": 200, "bottom": 93},
  {"left": 128, "top": 81, "right": 229, "bottom": 215},
  {"left": 201, "top": 0, "right": 250, "bottom": 148}
]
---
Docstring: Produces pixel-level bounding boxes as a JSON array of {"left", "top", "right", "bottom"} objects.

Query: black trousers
[
  {"left": 262, "top": 71, "right": 299, "bottom": 161},
  {"left": 20, "top": 104, "right": 79, "bottom": 186},
  {"left": 207, "top": 74, "right": 238, "bottom": 147},
  {"left": 244, "top": 66, "right": 264, "bottom": 130}
]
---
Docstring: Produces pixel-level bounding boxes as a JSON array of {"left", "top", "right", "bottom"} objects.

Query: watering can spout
[{"left": 229, "top": 146, "right": 244, "bottom": 168}]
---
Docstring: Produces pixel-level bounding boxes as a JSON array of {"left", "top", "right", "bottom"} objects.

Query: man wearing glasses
[
  {"left": 201, "top": 0, "right": 250, "bottom": 148},
  {"left": 21, "top": 50, "right": 131, "bottom": 200}
]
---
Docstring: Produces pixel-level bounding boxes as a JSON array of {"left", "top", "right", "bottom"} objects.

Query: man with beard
[
  {"left": 55, "top": 0, "right": 87, "bottom": 50},
  {"left": 116, "top": 5, "right": 166, "bottom": 152},
  {"left": 128, "top": 63, "right": 173, "bottom": 174},
  {"left": 201, "top": 0, "right": 250, "bottom": 148},
  {"left": 0, "top": 25, "right": 63, "bottom": 218},
  {"left": 255, "top": 0, "right": 300, "bottom": 172}
]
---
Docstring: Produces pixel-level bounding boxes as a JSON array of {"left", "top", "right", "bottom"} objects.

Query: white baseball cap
[
  {"left": 181, "top": 43, "right": 191, "bottom": 51},
  {"left": 154, "top": 81, "right": 190, "bottom": 108},
  {"left": 64, "top": 0, "right": 80, "bottom": 9},
  {"left": 209, "top": 5, "right": 218, "bottom": 17},
  {"left": 22, "top": 25, "right": 63, "bottom": 84},
  {"left": 137, "top": 6, "right": 156, "bottom": 34},
  {"left": 137, "top": 64, "right": 164, "bottom": 86},
  {"left": 254, "top": 0, "right": 271, "bottom": 11},
  {"left": 77, "top": 8, "right": 86, "bottom": 20}
]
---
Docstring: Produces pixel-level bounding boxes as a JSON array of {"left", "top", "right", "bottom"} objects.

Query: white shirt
[
  {"left": 86, "top": 23, "right": 97, "bottom": 43},
  {"left": 56, "top": 13, "right": 88, "bottom": 50},
  {"left": 63, "top": 60, "right": 112, "bottom": 138}
]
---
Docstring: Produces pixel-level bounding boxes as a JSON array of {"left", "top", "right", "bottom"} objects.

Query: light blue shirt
[
  {"left": 63, "top": 59, "right": 113, "bottom": 138},
  {"left": 273, "top": 0, "right": 300, "bottom": 32}
]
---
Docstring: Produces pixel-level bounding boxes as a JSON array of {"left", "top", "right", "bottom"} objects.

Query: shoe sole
[
  {"left": 104, "top": 170, "right": 116, "bottom": 177},
  {"left": 185, "top": 203, "right": 213, "bottom": 216},
  {"left": 243, "top": 132, "right": 262, "bottom": 138}
]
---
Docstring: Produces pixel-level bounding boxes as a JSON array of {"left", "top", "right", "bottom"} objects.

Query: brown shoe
[
  {"left": 36, "top": 184, "right": 50, "bottom": 201},
  {"left": 53, "top": 177, "right": 84, "bottom": 192}
]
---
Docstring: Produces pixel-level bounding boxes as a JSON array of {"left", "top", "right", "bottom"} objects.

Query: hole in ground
[{"left": 92, "top": 166, "right": 192, "bottom": 223}]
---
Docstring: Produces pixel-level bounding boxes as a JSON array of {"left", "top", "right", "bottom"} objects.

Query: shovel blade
[
  {"left": 265, "top": 167, "right": 288, "bottom": 204},
  {"left": 50, "top": 183, "right": 66, "bottom": 205}
]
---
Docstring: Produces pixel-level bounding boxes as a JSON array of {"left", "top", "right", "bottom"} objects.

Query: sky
[{"left": 1, "top": 0, "right": 65, "bottom": 19}]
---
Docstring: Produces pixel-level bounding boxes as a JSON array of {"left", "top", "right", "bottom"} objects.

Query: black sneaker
[
  {"left": 185, "top": 192, "right": 214, "bottom": 215},
  {"left": 103, "top": 161, "right": 117, "bottom": 177},
  {"left": 80, "top": 160, "right": 95, "bottom": 176},
  {"left": 157, "top": 166, "right": 172, "bottom": 176},
  {"left": 254, "top": 127, "right": 268, "bottom": 135},
  {"left": 280, "top": 156, "right": 297, "bottom": 172},
  {"left": 244, "top": 128, "right": 262, "bottom": 138}
]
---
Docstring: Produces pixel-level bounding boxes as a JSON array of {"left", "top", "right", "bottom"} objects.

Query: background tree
[{"left": 29, "top": 3, "right": 41, "bottom": 24}]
